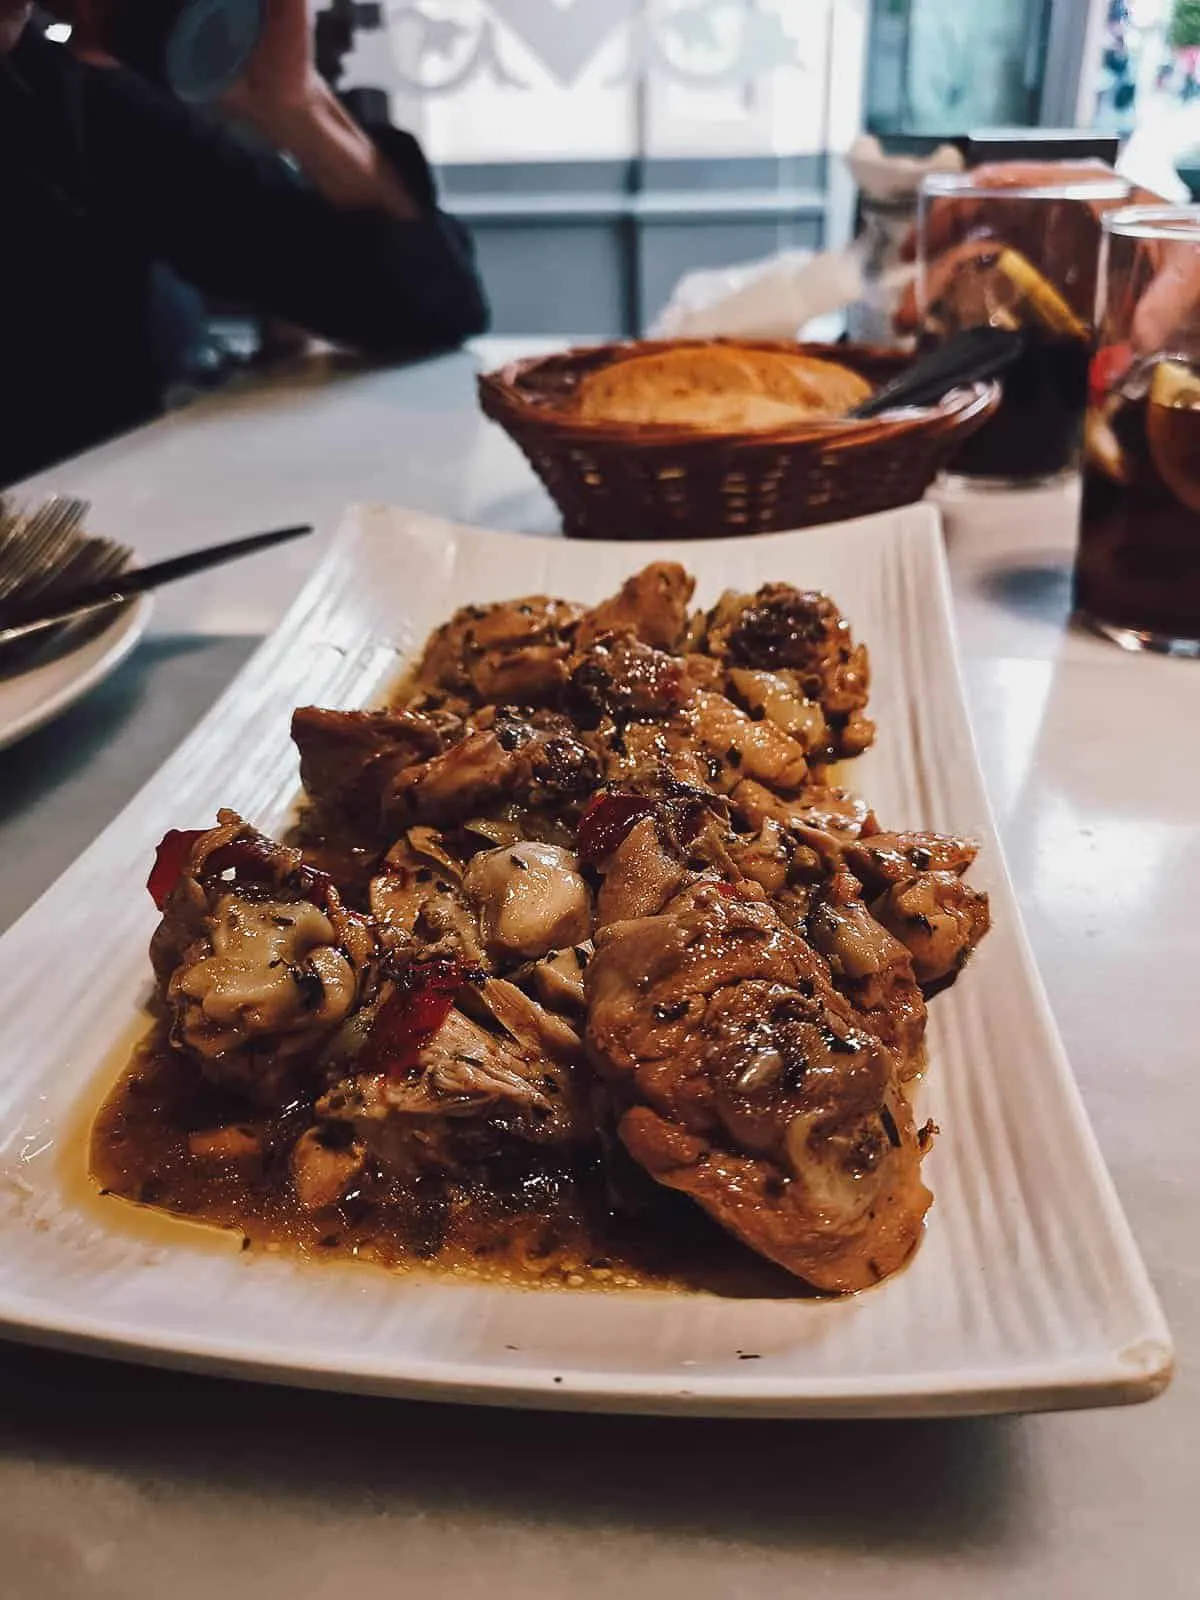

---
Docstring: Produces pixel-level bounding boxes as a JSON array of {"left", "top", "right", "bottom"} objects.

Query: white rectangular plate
[{"left": 0, "top": 503, "right": 1172, "bottom": 1418}]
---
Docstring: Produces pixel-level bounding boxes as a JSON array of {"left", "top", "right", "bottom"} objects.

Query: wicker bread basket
[{"left": 478, "top": 339, "right": 999, "bottom": 541}]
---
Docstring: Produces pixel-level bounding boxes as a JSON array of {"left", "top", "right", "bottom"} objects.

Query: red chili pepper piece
[
  {"left": 368, "top": 958, "right": 466, "bottom": 1080},
  {"left": 203, "top": 837, "right": 272, "bottom": 879},
  {"left": 715, "top": 881, "right": 755, "bottom": 900},
  {"left": 150, "top": 829, "right": 337, "bottom": 913},
  {"left": 576, "top": 793, "right": 660, "bottom": 865},
  {"left": 578, "top": 791, "right": 710, "bottom": 866},
  {"left": 147, "top": 829, "right": 207, "bottom": 909},
  {"left": 204, "top": 838, "right": 334, "bottom": 906},
  {"left": 1089, "top": 342, "right": 1133, "bottom": 406}
]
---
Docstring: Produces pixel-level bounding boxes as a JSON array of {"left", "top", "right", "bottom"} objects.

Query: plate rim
[
  {"left": 0, "top": 1294, "right": 1172, "bottom": 1419},
  {"left": 0, "top": 594, "right": 153, "bottom": 753},
  {"left": 0, "top": 502, "right": 1173, "bottom": 1417}
]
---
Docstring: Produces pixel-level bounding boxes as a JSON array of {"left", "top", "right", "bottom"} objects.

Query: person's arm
[
  {"left": 217, "top": 0, "right": 421, "bottom": 222},
  {"left": 247, "top": 84, "right": 422, "bottom": 220},
  {"left": 73, "top": 26, "right": 486, "bottom": 354}
]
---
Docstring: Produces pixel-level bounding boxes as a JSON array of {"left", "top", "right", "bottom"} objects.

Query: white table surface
[{"left": 1, "top": 340, "right": 1197, "bottom": 1599}]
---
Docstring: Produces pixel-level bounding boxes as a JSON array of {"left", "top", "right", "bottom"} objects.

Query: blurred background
[
  {"left": 292, "top": 0, "right": 1197, "bottom": 336},
  {"left": 36, "top": 0, "right": 1200, "bottom": 375}
]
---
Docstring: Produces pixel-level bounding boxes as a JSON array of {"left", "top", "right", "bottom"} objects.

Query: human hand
[
  {"left": 1129, "top": 239, "right": 1200, "bottom": 353},
  {"left": 221, "top": 0, "right": 318, "bottom": 121},
  {"left": 219, "top": 0, "right": 421, "bottom": 222}
]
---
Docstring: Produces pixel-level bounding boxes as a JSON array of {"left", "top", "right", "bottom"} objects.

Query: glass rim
[
  {"left": 1102, "top": 203, "right": 1200, "bottom": 241},
  {"left": 921, "top": 171, "right": 1132, "bottom": 203}
]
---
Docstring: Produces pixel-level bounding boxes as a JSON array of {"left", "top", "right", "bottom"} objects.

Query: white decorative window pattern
[{"left": 326, "top": 0, "right": 865, "bottom": 163}]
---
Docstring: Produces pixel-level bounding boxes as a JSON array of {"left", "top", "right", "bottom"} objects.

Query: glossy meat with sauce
[
  {"left": 149, "top": 812, "right": 378, "bottom": 1105},
  {"left": 291, "top": 706, "right": 452, "bottom": 835},
  {"left": 387, "top": 707, "right": 600, "bottom": 827},
  {"left": 149, "top": 816, "right": 591, "bottom": 1205},
  {"left": 702, "top": 583, "right": 875, "bottom": 760},
  {"left": 584, "top": 818, "right": 931, "bottom": 1292},
  {"left": 413, "top": 594, "right": 584, "bottom": 707},
  {"left": 806, "top": 863, "right": 927, "bottom": 1076},
  {"left": 125, "top": 560, "right": 990, "bottom": 1295},
  {"left": 313, "top": 975, "right": 589, "bottom": 1191},
  {"left": 574, "top": 561, "right": 695, "bottom": 652}
]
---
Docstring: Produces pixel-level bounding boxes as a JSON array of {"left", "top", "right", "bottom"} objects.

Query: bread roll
[{"left": 575, "top": 345, "right": 873, "bottom": 432}]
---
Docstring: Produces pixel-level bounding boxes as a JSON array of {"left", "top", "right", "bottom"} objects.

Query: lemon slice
[
  {"left": 995, "top": 249, "right": 1089, "bottom": 340},
  {"left": 1148, "top": 359, "right": 1200, "bottom": 510},
  {"left": 1084, "top": 410, "right": 1131, "bottom": 484},
  {"left": 1150, "top": 358, "right": 1200, "bottom": 410}
]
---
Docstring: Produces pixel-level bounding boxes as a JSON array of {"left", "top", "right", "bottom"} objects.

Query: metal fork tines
[
  {"left": 35, "top": 536, "right": 131, "bottom": 604},
  {"left": 0, "top": 496, "right": 93, "bottom": 607},
  {"left": 0, "top": 496, "right": 133, "bottom": 673}
]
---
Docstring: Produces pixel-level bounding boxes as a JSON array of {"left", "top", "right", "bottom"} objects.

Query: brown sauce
[{"left": 90, "top": 1028, "right": 808, "bottom": 1298}]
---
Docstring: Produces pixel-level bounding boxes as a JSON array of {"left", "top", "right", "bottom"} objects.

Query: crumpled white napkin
[{"left": 650, "top": 248, "right": 865, "bottom": 342}]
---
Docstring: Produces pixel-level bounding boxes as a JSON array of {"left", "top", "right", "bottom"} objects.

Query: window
[
  {"left": 329, "top": 0, "right": 857, "bottom": 163},
  {"left": 320, "top": 1, "right": 870, "bottom": 334},
  {"left": 866, "top": 0, "right": 1053, "bottom": 134}
]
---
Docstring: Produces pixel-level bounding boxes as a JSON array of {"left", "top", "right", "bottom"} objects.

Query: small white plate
[
  {"left": 0, "top": 505, "right": 1172, "bottom": 1418},
  {"left": 0, "top": 598, "right": 152, "bottom": 753}
]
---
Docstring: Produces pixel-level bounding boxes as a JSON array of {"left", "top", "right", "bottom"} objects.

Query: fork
[
  {"left": 0, "top": 496, "right": 95, "bottom": 607},
  {"left": 0, "top": 496, "right": 132, "bottom": 672}
]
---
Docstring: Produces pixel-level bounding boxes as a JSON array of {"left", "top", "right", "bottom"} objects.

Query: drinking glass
[
  {"left": 1075, "top": 205, "right": 1200, "bottom": 656},
  {"left": 917, "top": 171, "right": 1131, "bottom": 486}
]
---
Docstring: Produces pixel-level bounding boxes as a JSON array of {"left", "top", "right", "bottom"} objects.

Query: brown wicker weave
[{"left": 478, "top": 339, "right": 1000, "bottom": 541}]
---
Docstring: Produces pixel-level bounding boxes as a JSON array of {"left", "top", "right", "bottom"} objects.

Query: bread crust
[{"left": 576, "top": 346, "right": 873, "bottom": 432}]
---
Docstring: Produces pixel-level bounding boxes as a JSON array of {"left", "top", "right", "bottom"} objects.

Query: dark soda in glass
[
  {"left": 1076, "top": 355, "right": 1200, "bottom": 653},
  {"left": 949, "top": 326, "right": 1091, "bottom": 481},
  {"left": 917, "top": 173, "right": 1130, "bottom": 486}
]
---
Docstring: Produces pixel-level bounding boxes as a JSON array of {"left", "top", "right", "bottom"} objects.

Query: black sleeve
[{"left": 78, "top": 61, "right": 488, "bottom": 355}]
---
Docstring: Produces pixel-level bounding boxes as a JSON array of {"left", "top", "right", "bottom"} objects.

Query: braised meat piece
[
  {"left": 685, "top": 690, "right": 809, "bottom": 793},
  {"left": 565, "top": 632, "right": 694, "bottom": 728},
  {"left": 731, "top": 778, "right": 877, "bottom": 840},
  {"left": 291, "top": 1127, "right": 367, "bottom": 1213},
  {"left": 592, "top": 716, "right": 719, "bottom": 794},
  {"left": 463, "top": 841, "right": 593, "bottom": 962},
  {"left": 702, "top": 583, "right": 874, "bottom": 760},
  {"left": 725, "top": 667, "right": 830, "bottom": 756},
  {"left": 873, "top": 874, "right": 991, "bottom": 986},
  {"left": 586, "top": 687, "right": 810, "bottom": 800},
  {"left": 368, "top": 828, "right": 486, "bottom": 968},
  {"left": 387, "top": 708, "right": 600, "bottom": 827},
  {"left": 843, "top": 830, "right": 980, "bottom": 894},
  {"left": 844, "top": 831, "right": 990, "bottom": 986},
  {"left": 148, "top": 812, "right": 377, "bottom": 1105},
  {"left": 806, "top": 865, "right": 927, "bottom": 1077},
  {"left": 592, "top": 811, "right": 692, "bottom": 925},
  {"left": 575, "top": 562, "right": 695, "bottom": 652},
  {"left": 291, "top": 706, "right": 451, "bottom": 835},
  {"left": 585, "top": 831, "right": 931, "bottom": 1292},
  {"left": 725, "top": 820, "right": 793, "bottom": 897},
  {"left": 412, "top": 595, "right": 584, "bottom": 708},
  {"left": 314, "top": 971, "right": 589, "bottom": 1195},
  {"left": 369, "top": 827, "right": 594, "bottom": 973}
]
